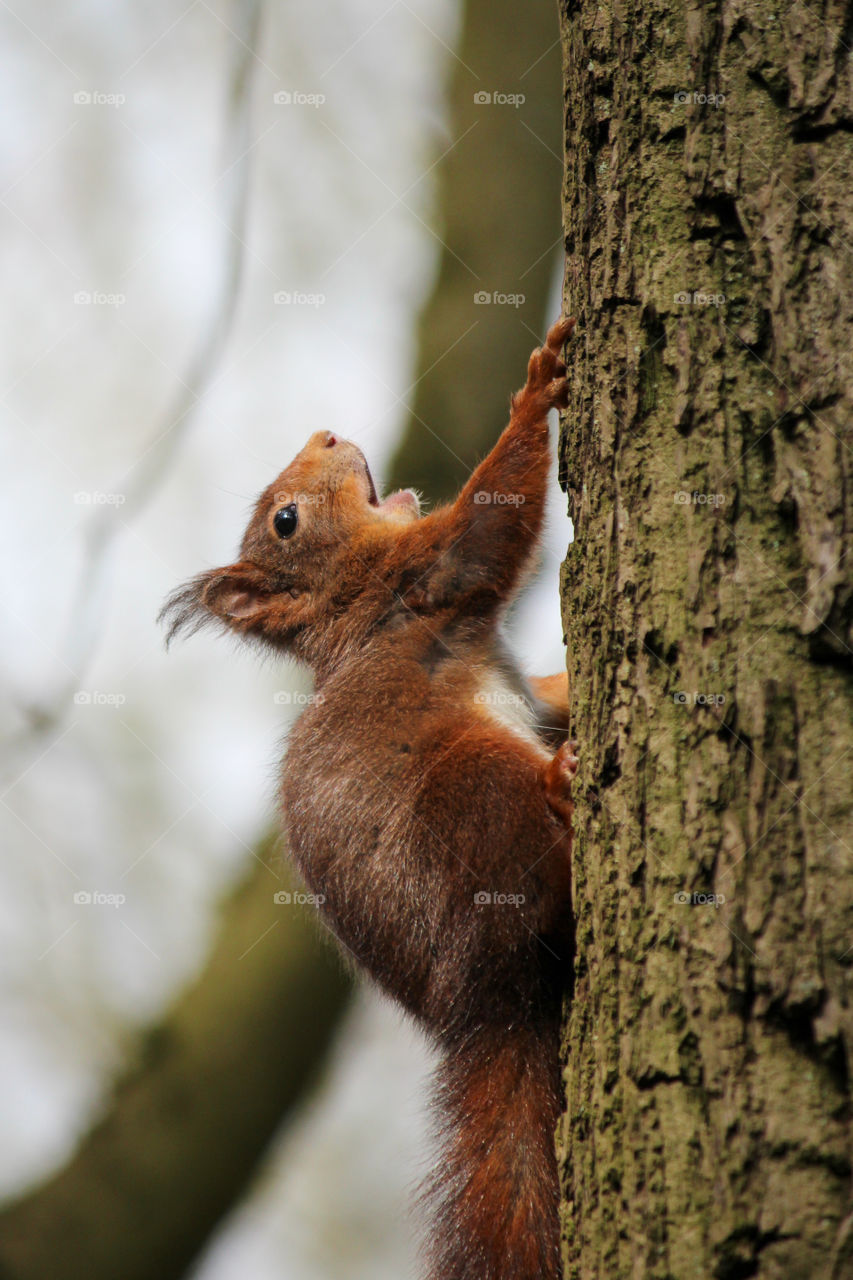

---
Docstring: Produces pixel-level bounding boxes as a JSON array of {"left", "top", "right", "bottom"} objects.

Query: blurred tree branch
[
  {"left": 386, "top": 0, "right": 563, "bottom": 500},
  {"left": 0, "top": 3, "right": 565, "bottom": 1276},
  {"left": 19, "top": 0, "right": 262, "bottom": 745},
  {"left": 0, "top": 843, "right": 352, "bottom": 1280}
]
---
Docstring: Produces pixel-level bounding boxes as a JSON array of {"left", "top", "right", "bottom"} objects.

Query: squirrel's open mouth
[
  {"left": 363, "top": 463, "right": 380, "bottom": 507},
  {"left": 356, "top": 448, "right": 420, "bottom": 519}
]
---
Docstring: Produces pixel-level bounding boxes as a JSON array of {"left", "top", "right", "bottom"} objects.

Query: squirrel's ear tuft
[
  {"left": 158, "top": 570, "right": 217, "bottom": 647},
  {"left": 158, "top": 563, "right": 270, "bottom": 647}
]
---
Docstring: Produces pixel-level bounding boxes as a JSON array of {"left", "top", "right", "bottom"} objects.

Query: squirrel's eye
[{"left": 273, "top": 504, "right": 298, "bottom": 538}]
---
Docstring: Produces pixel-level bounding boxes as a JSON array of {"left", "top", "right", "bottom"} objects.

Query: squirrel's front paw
[
  {"left": 517, "top": 316, "right": 575, "bottom": 414},
  {"left": 543, "top": 739, "right": 578, "bottom": 827}
]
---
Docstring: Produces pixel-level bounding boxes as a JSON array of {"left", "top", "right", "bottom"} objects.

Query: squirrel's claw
[{"left": 521, "top": 317, "right": 575, "bottom": 413}]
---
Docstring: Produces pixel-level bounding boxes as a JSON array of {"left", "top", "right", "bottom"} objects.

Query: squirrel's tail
[{"left": 424, "top": 1017, "right": 562, "bottom": 1280}]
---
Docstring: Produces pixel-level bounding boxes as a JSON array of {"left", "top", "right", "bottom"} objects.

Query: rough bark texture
[
  {"left": 557, "top": 2, "right": 853, "bottom": 1278},
  {"left": 0, "top": 849, "right": 351, "bottom": 1280}
]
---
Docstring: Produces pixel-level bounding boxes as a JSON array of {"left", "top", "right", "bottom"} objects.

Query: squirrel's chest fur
[{"left": 280, "top": 637, "right": 552, "bottom": 1015}]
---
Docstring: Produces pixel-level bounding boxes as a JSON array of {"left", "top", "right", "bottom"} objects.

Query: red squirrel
[{"left": 161, "top": 316, "right": 578, "bottom": 1280}]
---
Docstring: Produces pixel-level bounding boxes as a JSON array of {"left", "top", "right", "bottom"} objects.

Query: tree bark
[
  {"left": 557, "top": 2, "right": 853, "bottom": 1278},
  {"left": 555, "top": 2, "right": 850, "bottom": 1280},
  {"left": 0, "top": 849, "right": 351, "bottom": 1280}
]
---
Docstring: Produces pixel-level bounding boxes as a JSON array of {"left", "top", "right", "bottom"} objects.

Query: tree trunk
[{"left": 557, "top": 2, "right": 853, "bottom": 1278}]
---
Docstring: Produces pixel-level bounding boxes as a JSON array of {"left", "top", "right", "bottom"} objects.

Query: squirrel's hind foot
[{"left": 543, "top": 739, "right": 579, "bottom": 826}]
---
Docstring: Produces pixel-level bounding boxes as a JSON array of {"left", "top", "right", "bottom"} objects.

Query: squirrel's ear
[
  {"left": 202, "top": 570, "right": 270, "bottom": 622},
  {"left": 201, "top": 563, "right": 313, "bottom": 647},
  {"left": 159, "top": 562, "right": 293, "bottom": 646}
]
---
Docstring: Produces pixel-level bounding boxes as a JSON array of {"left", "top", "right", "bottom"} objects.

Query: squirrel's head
[{"left": 160, "top": 431, "right": 421, "bottom": 659}]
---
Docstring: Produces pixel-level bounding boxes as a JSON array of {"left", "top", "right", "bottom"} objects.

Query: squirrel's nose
[{"left": 307, "top": 430, "right": 339, "bottom": 450}]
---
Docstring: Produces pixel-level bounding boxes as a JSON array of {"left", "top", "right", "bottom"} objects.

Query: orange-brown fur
[{"left": 161, "top": 317, "right": 578, "bottom": 1280}]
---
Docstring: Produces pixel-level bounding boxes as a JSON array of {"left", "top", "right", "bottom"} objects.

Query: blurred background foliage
[{"left": 0, "top": 0, "right": 567, "bottom": 1275}]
